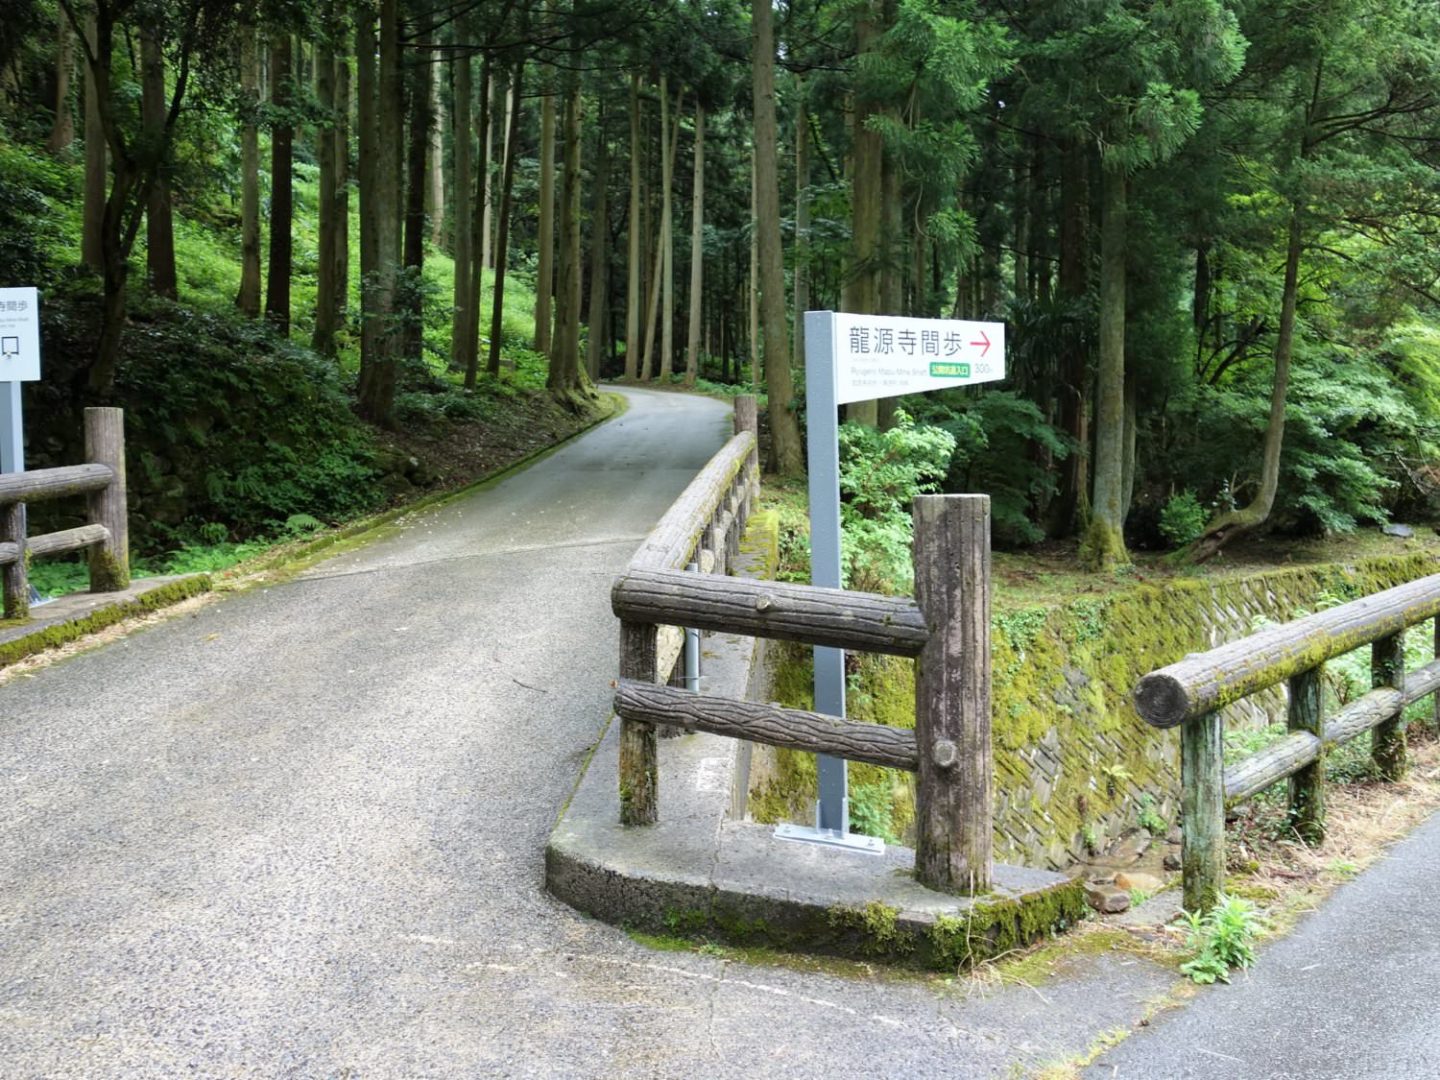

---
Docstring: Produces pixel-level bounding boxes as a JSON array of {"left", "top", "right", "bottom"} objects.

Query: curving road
[{"left": 0, "top": 388, "right": 1166, "bottom": 1078}]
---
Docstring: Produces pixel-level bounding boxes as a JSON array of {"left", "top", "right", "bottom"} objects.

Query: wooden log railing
[
  {"left": 613, "top": 396, "right": 993, "bottom": 896},
  {"left": 1133, "top": 572, "right": 1440, "bottom": 912},
  {"left": 0, "top": 407, "right": 129, "bottom": 620}
]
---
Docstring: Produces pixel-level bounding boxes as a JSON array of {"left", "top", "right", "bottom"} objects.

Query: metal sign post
[
  {"left": 0, "top": 287, "right": 44, "bottom": 605},
  {"left": 775, "top": 310, "right": 1005, "bottom": 854}
]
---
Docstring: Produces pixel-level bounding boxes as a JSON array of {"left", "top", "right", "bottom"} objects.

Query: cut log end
[{"left": 1134, "top": 674, "right": 1191, "bottom": 729}]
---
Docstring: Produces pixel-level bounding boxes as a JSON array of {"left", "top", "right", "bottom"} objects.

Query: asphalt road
[
  {"left": 0, "top": 388, "right": 1171, "bottom": 1078},
  {"left": 1088, "top": 807, "right": 1440, "bottom": 1080}
]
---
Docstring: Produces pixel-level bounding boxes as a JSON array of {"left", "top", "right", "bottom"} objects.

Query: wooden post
[
  {"left": 1287, "top": 666, "right": 1325, "bottom": 844},
  {"left": 733, "top": 394, "right": 759, "bottom": 508},
  {"left": 1372, "top": 631, "right": 1407, "bottom": 780},
  {"left": 912, "top": 494, "right": 991, "bottom": 895},
  {"left": 1434, "top": 616, "right": 1439, "bottom": 733},
  {"left": 619, "top": 620, "right": 659, "bottom": 824},
  {"left": 0, "top": 501, "right": 26, "bottom": 620},
  {"left": 84, "top": 407, "right": 129, "bottom": 592},
  {"left": 1181, "top": 710, "right": 1225, "bottom": 912}
]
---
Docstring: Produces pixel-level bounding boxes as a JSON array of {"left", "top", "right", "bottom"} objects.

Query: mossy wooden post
[
  {"left": 1286, "top": 666, "right": 1324, "bottom": 844},
  {"left": 1181, "top": 710, "right": 1224, "bottom": 913},
  {"left": 913, "top": 494, "right": 992, "bottom": 895},
  {"left": 0, "top": 500, "right": 26, "bottom": 620},
  {"left": 619, "top": 620, "right": 659, "bottom": 824},
  {"left": 733, "top": 394, "right": 758, "bottom": 511},
  {"left": 84, "top": 408, "right": 129, "bottom": 592},
  {"left": 1434, "top": 617, "right": 1439, "bottom": 733},
  {"left": 1371, "top": 631, "right": 1407, "bottom": 780}
]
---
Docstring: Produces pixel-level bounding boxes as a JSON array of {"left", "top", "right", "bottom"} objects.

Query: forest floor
[{"left": 757, "top": 474, "right": 1439, "bottom": 609}]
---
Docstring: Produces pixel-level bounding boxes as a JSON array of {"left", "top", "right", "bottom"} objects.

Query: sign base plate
[{"left": 774, "top": 823, "right": 885, "bottom": 855}]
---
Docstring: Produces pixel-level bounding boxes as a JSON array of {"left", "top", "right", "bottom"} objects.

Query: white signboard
[
  {"left": 831, "top": 312, "right": 1004, "bottom": 405},
  {"left": 0, "top": 287, "right": 40, "bottom": 382}
]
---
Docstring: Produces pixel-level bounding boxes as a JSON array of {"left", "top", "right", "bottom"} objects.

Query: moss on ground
[{"left": 0, "top": 574, "right": 211, "bottom": 668}]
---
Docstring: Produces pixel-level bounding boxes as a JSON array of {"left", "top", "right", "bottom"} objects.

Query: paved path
[
  {"left": 0, "top": 389, "right": 1169, "bottom": 1078},
  {"left": 1088, "top": 807, "right": 1440, "bottom": 1080}
]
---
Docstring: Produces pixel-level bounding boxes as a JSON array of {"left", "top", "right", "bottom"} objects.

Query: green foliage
[
  {"left": 1137, "top": 794, "right": 1166, "bottom": 836},
  {"left": 907, "top": 390, "right": 1069, "bottom": 546},
  {"left": 1158, "top": 491, "right": 1208, "bottom": 548},
  {"left": 847, "top": 781, "right": 900, "bottom": 844},
  {"left": 1180, "top": 894, "right": 1263, "bottom": 984},
  {"left": 0, "top": 138, "right": 74, "bottom": 285},
  {"left": 836, "top": 410, "right": 955, "bottom": 592}
]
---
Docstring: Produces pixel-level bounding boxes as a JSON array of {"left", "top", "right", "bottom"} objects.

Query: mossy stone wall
[{"left": 750, "top": 551, "right": 1438, "bottom": 869}]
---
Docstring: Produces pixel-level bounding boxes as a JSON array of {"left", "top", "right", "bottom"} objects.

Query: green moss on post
[
  {"left": 1287, "top": 666, "right": 1325, "bottom": 845},
  {"left": 1371, "top": 631, "right": 1407, "bottom": 780},
  {"left": 1182, "top": 710, "right": 1224, "bottom": 913}
]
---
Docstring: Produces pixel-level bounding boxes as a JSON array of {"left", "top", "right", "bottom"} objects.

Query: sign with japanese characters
[
  {"left": 0, "top": 287, "right": 40, "bottom": 382},
  {"left": 831, "top": 312, "right": 1004, "bottom": 405}
]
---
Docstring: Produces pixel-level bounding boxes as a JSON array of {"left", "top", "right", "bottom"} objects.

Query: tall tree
[
  {"left": 752, "top": 0, "right": 802, "bottom": 474},
  {"left": 140, "top": 27, "right": 177, "bottom": 298},
  {"left": 312, "top": 3, "right": 342, "bottom": 356},
  {"left": 235, "top": 11, "right": 261, "bottom": 316},
  {"left": 623, "top": 70, "right": 641, "bottom": 379},
  {"left": 449, "top": 30, "right": 474, "bottom": 373},
  {"left": 534, "top": 61, "right": 556, "bottom": 354},
  {"left": 357, "top": 0, "right": 403, "bottom": 424},
  {"left": 547, "top": 65, "right": 585, "bottom": 396},
  {"left": 486, "top": 60, "right": 524, "bottom": 378},
  {"left": 585, "top": 102, "right": 611, "bottom": 382},
  {"left": 47, "top": 15, "right": 75, "bottom": 152},
  {"left": 683, "top": 103, "right": 704, "bottom": 386},
  {"left": 265, "top": 32, "right": 294, "bottom": 335}
]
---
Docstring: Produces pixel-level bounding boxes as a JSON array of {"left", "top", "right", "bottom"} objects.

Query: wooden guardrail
[
  {"left": 0, "top": 407, "right": 128, "bottom": 620},
  {"left": 612, "top": 396, "right": 994, "bottom": 896},
  {"left": 1134, "top": 572, "right": 1440, "bottom": 911}
]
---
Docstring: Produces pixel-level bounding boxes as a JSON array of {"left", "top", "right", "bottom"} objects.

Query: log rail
[
  {"left": 0, "top": 407, "right": 129, "bottom": 620},
  {"left": 613, "top": 396, "right": 994, "bottom": 896},
  {"left": 1133, "top": 571, "right": 1440, "bottom": 911}
]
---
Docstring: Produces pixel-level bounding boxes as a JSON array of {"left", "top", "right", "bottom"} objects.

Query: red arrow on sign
[{"left": 970, "top": 329, "right": 991, "bottom": 357}]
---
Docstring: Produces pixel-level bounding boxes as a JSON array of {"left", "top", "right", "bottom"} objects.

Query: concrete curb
[{"left": 0, "top": 573, "right": 212, "bottom": 668}]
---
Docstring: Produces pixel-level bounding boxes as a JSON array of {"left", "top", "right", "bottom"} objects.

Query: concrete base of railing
[
  {"left": 0, "top": 574, "right": 211, "bottom": 668},
  {"left": 547, "top": 516, "right": 1084, "bottom": 970}
]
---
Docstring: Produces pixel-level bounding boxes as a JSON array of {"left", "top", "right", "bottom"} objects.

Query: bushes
[
  {"left": 28, "top": 291, "right": 381, "bottom": 551},
  {"left": 837, "top": 411, "right": 955, "bottom": 592}
]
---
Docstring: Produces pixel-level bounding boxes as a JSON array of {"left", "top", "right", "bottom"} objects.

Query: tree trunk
[
  {"left": 265, "top": 35, "right": 294, "bottom": 336},
  {"left": 1191, "top": 206, "right": 1304, "bottom": 561},
  {"left": 547, "top": 71, "right": 584, "bottom": 396},
  {"left": 140, "top": 29, "right": 176, "bottom": 299},
  {"left": 450, "top": 36, "right": 473, "bottom": 373},
  {"left": 683, "top": 105, "right": 705, "bottom": 386},
  {"left": 640, "top": 78, "right": 681, "bottom": 382},
  {"left": 402, "top": 36, "right": 431, "bottom": 361},
  {"left": 484, "top": 74, "right": 507, "bottom": 271},
  {"left": 486, "top": 62, "right": 524, "bottom": 379},
  {"left": 335, "top": 50, "right": 350, "bottom": 316},
  {"left": 464, "top": 55, "right": 492, "bottom": 387},
  {"left": 357, "top": 0, "right": 403, "bottom": 425},
  {"left": 624, "top": 72, "right": 641, "bottom": 380},
  {"left": 748, "top": 155, "right": 759, "bottom": 383},
  {"left": 793, "top": 93, "right": 810, "bottom": 370},
  {"left": 312, "top": 10, "right": 339, "bottom": 356},
  {"left": 535, "top": 74, "right": 556, "bottom": 353},
  {"left": 235, "top": 16, "right": 262, "bottom": 316},
  {"left": 357, "top": 11, "right": 379, "bottom": 369},
  {"left": 586, "top": 108, "right": 611, "bottom": 382},
  {"left": 752, "top": 0, "right": 803, "bottom": 476},
  {"left": 1047, "top": 136, "right": 1088, "bottom": 537},
  {"left": 658, "top": 82, "right": 676, "bottom": 380},
  {"left": 81, "top": 12, "right": 104, "bottom": 273},
  {"left": 1080, "top": 165, "right": 1128, "bottom": 569},
  {"left": 48, "top": 15, "right": 75, "bottom": 152},
  {"left": 428, "top": 57, "right": 445, "bottom": 247},
  {"left": 842, "top": 8, "right": 883, "bottom": 427}
]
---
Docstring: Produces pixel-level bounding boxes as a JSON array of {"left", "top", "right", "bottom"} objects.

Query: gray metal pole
[
  {"left": 685, "top": 561, "right": 701, "bottom": 691},
  {"left": 804, "top": 311, "right": 848, "bottom": 834},
  {"left": 0, "top": 381, "right": 22, "bottom": 472}
]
